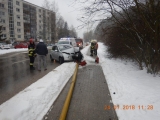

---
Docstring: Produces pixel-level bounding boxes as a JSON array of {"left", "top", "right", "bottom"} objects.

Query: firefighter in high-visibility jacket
[
  {"left": 94, "top": 41, "right": 98, "bottom": 55},
  {"left": 28, "top": 39, "right": 36, "bottom": 70},
  {"left": 90, "top": 42, "right": 95, "bottom": 56}
]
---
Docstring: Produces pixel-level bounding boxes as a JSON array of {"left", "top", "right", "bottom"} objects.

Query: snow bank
[
  {"left": 0, "top": 49, "right": 28, "bottom": 55},
  {"left": 98, "top": 42, "right": 160, "bottom": 120},
  {"left": 0, "top": 63, "right": 76, "bottom": 120}
]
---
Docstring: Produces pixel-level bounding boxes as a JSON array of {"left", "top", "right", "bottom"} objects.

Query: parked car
[
  {"left": 0, "top": 43, "right": 11, "bottom": 49},
  {"left": 14, "top": 42, "right": 28, "bottom": 49},
  {"left": 75, "top": 38, "right": 83, "bottom": 49},
  {"left": 50, "top": 44, "right": 79, "bottom": 64},
  {"left": 57, "top": 38, "right": 77, "bottom": 47}
]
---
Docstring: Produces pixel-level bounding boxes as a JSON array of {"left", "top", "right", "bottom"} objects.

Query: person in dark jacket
[
  {"left": 28, "top": 38, "right": 36, "bottom": 70},
  {"left": 35, "top": 39, "right": 48, "bottom": 71}
]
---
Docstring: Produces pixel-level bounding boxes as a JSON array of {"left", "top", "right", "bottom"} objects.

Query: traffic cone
[
  {"left": 95, "top": 56, "right": 99, "bottom": 63},
  {"left": 79, "top": 60, "right": 87, "bottom": 66}
]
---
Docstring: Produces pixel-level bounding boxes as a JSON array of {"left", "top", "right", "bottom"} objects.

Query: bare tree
[
  {"left": 83, "top": 30, "right": 94, "bottom": 42},
  {"left": 69, "top": 25, "right": 77, "bottom": 37}
]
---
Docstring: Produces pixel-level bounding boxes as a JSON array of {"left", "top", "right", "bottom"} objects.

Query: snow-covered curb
[
  {"left": 0, "top": 63, "right": 76, "bottom": 120},
  {"left": 0, "top": 49, "right": 28, "bottom": 55}
]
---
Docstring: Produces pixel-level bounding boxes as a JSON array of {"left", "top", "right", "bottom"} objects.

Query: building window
[
  {"left": 10, "top": 34, "right": 14, "bottom": 37},
  {"left": 1, "top": 19, "right": 5, "bottom": 23},
  {"left": 18, "top": 35, "right": 21, "bottom": 38},
  {"left": 0, "top": 11, "right": 5, "bottom": 15},
  {"left": 2, "top": 27, "right": 6, "bottom": 30},
  {"left": 17, "top": 22, "right": 21, "bottom": 26},
  {"left": 16, "top": 8, "right": 20, "bottom": 12},
  {"left": 39, "top": 20, "right": 41, "bottom": 23},
  {"left": 39, "top": 26, "right": 41, "bottom": 29},
  {"left": 39, "top": 15, "right": 41, "bottom": 18},
  {"left": 17, "top": 29, "right": 21, "bottom": 32},
  {"left": 0, "top": 3, "right": 4, "bottom": 8},
  {"left": 2, "top": 34, "right": 6, "bottom": 38},
  {"left": 16, "top": 1, "right": 20, "bottom": 5},
  {"left": 17, "top": 15, "right": 20, "bottom": 19},
  {"left": 39, "top": 9, "right": 41, "bottom": 12},
  {"left": 9, "top": 24, "right": 14, "bottom": 28}
]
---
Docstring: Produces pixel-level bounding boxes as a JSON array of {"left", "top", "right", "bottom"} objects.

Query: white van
[{"left": 58, "top": 38, "right": 77, "bottom": 47}]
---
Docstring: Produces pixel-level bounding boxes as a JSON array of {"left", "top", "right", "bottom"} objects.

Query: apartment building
[{"left": 0, "top": 0, "right": 55, "bottom": 43}]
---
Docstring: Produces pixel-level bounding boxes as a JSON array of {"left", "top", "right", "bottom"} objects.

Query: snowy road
[{"left": 0, "top": 50, "right": 59, "bottom": 104}]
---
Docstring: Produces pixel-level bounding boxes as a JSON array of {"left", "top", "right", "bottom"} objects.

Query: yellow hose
[{"left": 59, "top": 63, "right": 79, "bottom": 120}]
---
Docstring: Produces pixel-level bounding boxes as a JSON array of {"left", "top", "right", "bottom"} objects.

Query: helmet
[{"left": 29, "top": 39, "right": 34, "bottom": 43}]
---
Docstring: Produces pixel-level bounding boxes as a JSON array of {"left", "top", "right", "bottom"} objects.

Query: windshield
[
  {"left": 58, "top": 41, "right": 69, "bottom": 44},
  {"left": 58, "top": 45, "right": 72, "bottom": 51}
]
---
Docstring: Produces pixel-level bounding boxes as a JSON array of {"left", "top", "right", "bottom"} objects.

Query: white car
[
  {"left": 50, "top": 44, "right": 79, "bottom": 64},
  {"left": 58, "top": 38, "right": 77, "bottom": 47},
  {"left": 0, "top": 43, "right": 11, "bottom": 49}
]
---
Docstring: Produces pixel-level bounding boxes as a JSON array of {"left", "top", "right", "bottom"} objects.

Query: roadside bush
[{"left": 96, "top": 2, "right": 160, "bottom": 74}]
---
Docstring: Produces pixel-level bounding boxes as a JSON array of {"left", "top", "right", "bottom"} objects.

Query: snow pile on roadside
[
  {"left": 0, "top": 49, "right": 28, "bottom": 55},
  {"left": 0, "top": 63, "right": 76, "bottom": 120},
  {"left": 98, "top": 42, "right": 160, "bottom": 120}
]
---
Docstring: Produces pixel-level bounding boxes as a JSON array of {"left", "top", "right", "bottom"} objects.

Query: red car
[{"left": 14, "top": 43, "right": 28, "bottom": 49}]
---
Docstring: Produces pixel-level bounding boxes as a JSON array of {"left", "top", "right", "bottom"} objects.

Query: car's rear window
[
  {"left": 58, "top": 45, "right": 72, "bottom": 51},
  {"left": 58, "top": 41, "right": 69, "bottom": 44}
]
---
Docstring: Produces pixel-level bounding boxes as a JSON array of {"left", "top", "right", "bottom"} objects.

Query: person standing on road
[
  {"left": 28, "top": 38, "right": 36, "bottom": 70},
  {"left": 94, "top": 41, "right": 98, "bottom": 56},
  {"left": 90, "top": 41, "right": 95, "bottom": 56},
  {"left": 35, "top": 39, "right": 48, "bottom": 71}
]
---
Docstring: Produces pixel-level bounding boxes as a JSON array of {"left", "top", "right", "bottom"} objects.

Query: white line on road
[{"left": 12, "top": 59, "right": 29, "bottom": 64}]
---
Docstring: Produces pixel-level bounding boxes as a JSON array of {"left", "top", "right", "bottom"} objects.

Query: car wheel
[
  {"left": 59, "top": 57, "right": 64, "bottom": 64},
  {"left": 50, "top": 55, "right": 53, "bottom": 62}
]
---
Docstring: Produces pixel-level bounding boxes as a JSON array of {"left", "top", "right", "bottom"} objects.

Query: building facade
[{"left": 0, "top": 0, "right": 55, "bottom": 43}]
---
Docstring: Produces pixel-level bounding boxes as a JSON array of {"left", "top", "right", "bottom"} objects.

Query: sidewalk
[{"left": 43, "top": 65, "right": 118, "bottom": 120}]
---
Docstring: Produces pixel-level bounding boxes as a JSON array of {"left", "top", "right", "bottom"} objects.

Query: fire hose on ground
[{"left": 59, "top": 63, "right": 79, "bottom": 120}]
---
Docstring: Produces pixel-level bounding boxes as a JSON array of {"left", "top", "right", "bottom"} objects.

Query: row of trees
[
  {"left": 76, "top": 0, "right": 160, "bottom": 75},
  {"left": 56, "top": 17, "right": 77, "bottom": 39},
  {"left": 83, "top": 30, "right": 95, "bottom": 42}
]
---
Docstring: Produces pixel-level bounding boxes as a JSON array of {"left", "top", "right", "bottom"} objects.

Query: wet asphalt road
[{"left": 0, "top": 50, "right": 59, "bottom": 105}]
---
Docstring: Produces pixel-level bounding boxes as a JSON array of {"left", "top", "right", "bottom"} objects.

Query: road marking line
[{"left": 12, "top": 59, "right": 29, "bottom": 64}]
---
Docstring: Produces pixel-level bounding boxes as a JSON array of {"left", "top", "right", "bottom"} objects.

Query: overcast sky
[{"left": 25, "top": 0, "right": 86, "bottom": 38}]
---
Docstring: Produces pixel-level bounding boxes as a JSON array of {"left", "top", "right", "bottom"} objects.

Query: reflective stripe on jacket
[{"left": 28, "top": 44, "right": 35, "bottom": 57}]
